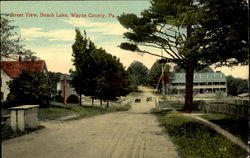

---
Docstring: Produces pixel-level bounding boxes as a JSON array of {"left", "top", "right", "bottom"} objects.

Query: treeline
[
  {"left": 127, "top": 60, "right": 248, "bottom": 96},
  {"left": 127, "top": 60, "right": 171, "bottom": 90},
  {"left": 70, "top": 29, "right": 132, "bottom": 107}
]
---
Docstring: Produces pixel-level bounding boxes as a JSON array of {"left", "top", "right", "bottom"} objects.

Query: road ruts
[{"left": 2, "top": 87, "right": 178, "bottom": 158}]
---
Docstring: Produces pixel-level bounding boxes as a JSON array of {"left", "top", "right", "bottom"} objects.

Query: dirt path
[{"left": 2, "top": 87, "right": 178, "bottom": 158}]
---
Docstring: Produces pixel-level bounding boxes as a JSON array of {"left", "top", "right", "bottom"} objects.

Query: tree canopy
[
  {"left": 71, "top": 29, "right": 132, "bottom": 107},
  {"left": 0, "top": 17, "right": 37, "bottom": 60},
  {"left": 71, "top": 29, "right": 97, "bottom": 105},
  {"left": 226, "top": 75, "right": 248, "bottom": 96},
  {"left": 7, "top": 71, "right": 51, "bottom": 106},
  {"left": 148, "top": 60, "right": 171, "bottom": 88},
  {"left": 118, "top": 0, "right": 248, "bottom": 112},
  {"left": 127, "top": 61, "right": 148, "bottom": 86},
  {"left": 173, "top": 65, "right": 214, "bottom": 73}
]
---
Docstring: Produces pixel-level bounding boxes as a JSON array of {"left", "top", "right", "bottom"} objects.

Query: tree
[
  {"left": 23, "top": 50, "right": 40, "bottom": 61},
  {"left": 0, "top": 17, "right": 36, "bottom": 60},
  {"left": 92, "top": 49, "right": 132, "bottom": 107},
  {"left": 118, "top": 0, "right": 248, "bottom": 113},
  {"left": 71, "top": 29, "right": 97, "bottom": 106},
  {"left": 173, "top": 65, "right": 213, "bottom": 73},
  {"left": 71, "top": 29, "right": 132, "bottom": 107},
  {"left": 226, "top": 75, "right": 248, "bottom": 96},
  {"left": 148, "top": 60, "right": 171, "bottom": 88},
  {"left": 7, "top": 71, "right": 51, "bottom": 106},
  {"left": 127, "top": 61, "right": 148, "bottom": 87}
]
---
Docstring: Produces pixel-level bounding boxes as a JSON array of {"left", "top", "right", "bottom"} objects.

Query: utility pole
[
  {"left": 161, "top": 49, "right": 165, "bottom": 96},
  {"left": 63, "top": 75, "right": 66, "bottom": 104}
]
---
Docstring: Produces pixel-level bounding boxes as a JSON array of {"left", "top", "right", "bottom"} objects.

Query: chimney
[{"left": 18, "top": 56, "right": 22, "bottom": 62}]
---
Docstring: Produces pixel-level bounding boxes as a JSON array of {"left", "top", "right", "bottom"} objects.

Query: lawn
[
  {"left": 152, "top": 109, "right": 248, "bottom": 158},
  {"left": 199, "top": 113, "right": 249, "bottom": 144},
  {"left": 38, "top": 102, "right": 131, "bottom": 121}
]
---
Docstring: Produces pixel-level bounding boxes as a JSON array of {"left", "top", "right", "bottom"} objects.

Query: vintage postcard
[{"left": 1, "top": 1, "right": 249, "bottom": 158}]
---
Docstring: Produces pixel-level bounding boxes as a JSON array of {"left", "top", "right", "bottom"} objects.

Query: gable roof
[
  {"left": 172, "top": 72, "right": 227, "bottom": 83},
  {"left": 0, "top": 60, "right": 46, "bottom": 78}
]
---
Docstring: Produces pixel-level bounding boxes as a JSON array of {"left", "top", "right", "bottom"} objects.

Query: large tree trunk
[
  {"left": 92, "top": 98, "right": 94, "bottom": 106},
  {"left": 100, "top": 99, "right": 102, "bottom": 106},
  {"left": 184, "top": 64, "right": 194, "bottom": 113}
]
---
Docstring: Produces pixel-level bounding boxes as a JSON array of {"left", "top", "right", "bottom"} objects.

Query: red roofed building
[{"left": 0, "top": 57, "right": 49, "bottom": 101}]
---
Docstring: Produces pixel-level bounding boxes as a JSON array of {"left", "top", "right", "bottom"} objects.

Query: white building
[
  {"left": 171, "top": 72, "right": 227, "bottom": 97},
  {"left": 56, "top": 74, "right": 76, "bottom": 99}
]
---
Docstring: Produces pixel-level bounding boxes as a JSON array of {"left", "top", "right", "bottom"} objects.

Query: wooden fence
[
  {"left": 196, "top": 99, "right": 249, "bottom": 117},
  {"left": 158, "top": 98, "right": 249, "bottom": 117}
]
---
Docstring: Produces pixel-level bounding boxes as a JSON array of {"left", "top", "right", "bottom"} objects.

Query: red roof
[{"left": 0, "top": 60, "right": 45, "bottom": 78}]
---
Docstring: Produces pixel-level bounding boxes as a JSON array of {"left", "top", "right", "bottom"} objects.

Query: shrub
[
  {"left": 66, "top": 94, "right": 79, "bottom": 104},
  {"left": 55, "top": 95, "right": 64, "bottom": 103},
  {"left": 7, "top": 71, "right": 51, "bottom": 106}
]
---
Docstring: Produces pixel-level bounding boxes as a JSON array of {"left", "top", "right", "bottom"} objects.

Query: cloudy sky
[{"left": 1, "top": 1, "right": 248, "bottom": 79}]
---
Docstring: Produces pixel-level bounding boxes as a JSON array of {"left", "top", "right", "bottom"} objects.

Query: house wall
[
  {"left": 56, "top": 80, "right": 75, "bottom": 99},
  {"left": 171, "top": 84, "right": 227, "bottom": 97},
  {"left": 1, "top": 70, "right": 12, "bottom": 101},
  {"left": 171, "top": 72, "right": 228, "bottom": 97}
]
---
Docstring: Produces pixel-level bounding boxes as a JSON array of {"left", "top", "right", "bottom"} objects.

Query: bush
[
  {"left": 7, "top": 71, "right": 51, "bottom": 106},
  {"left": 55, "top": 95, "right": 64, "bottom": 103},
  {"left": 66, "top": 94, "right": 79, "bottom": 104}
]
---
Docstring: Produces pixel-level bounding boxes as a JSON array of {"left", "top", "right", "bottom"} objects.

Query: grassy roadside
[
  {"left": 2, "top": 102, "right": 131, "bottom": 141},
  {"left": 199, "top": 113, "right": 249, "bottom": 144},
  {"left": 38, "top": 102, "right": 131, "bottom": 121},
  {"left": 152, "top": 109, "right": 248, "bottom": 158}
]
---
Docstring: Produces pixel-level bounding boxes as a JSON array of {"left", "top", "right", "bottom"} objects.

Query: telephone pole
[{"left": 161, "top": 49, "right": 165, "bottom": 96}]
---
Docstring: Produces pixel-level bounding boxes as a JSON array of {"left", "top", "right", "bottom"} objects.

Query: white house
[
  {"left": 56, "top": 74, "right": 76, "bottom": 99},
  {"left": 171, "top": 71, "right": 227, "bottom": 97},
  {"left": 0, "top": 57, "right": 49, "bottom": 101}
]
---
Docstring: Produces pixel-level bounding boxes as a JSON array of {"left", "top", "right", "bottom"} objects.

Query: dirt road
[{"left": 2, "top": 87, "right": 178, "bottom": 158}]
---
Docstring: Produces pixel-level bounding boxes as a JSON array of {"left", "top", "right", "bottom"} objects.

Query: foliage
[
  {"left": 91, "top": 48, "right": 132, "bottom": 103},
  {"left": 226, "top": 75, "right": 248, "bottom": 96},
  {"left": 0, "top": 17, "right": 37, "bottom": 60},
  {"left": 200, "top": 113, "right": 249, "bottom": 144},
  {"left": 71, "top": 29, "right": 97, "bottom": 105},
  {"left": 127, "top": 61, "right": 148, "bottom": 86},
  {"left": 55, "top": 95, "right": 64, "bottom": 103},
  {"left": 66, "top": 94, "right": 80, "bottom": 104},
  {"left": 7, "top": 71, "right": 51, "bottom": 106},
  {"left": 118, "top": 0, "right": 248, "bottom": 113},
  {"left": 148, "top": 60, "right": 171, "bottom": 87},
  {"left": 173, "top": 65, "right": 214, "bottom": 73},
  {"left": 153, "top": 111, "right": 247, "bottom": 158},
  {"left": 71, "top": 29, "right": 132, "bottom": 106}
]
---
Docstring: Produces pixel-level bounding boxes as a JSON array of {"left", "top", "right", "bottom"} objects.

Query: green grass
[
  {"left": 152, "top": 110, "right": 248, "bottom": 158},
  {"left": 199, "top": 113, "right": 249, "bottom": 144},
  {"left": 38, "top": 102, "right": 131, "bottom": 121},
  {"left": 38, "top": 106, "right": 74, "bottom": 120}
]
